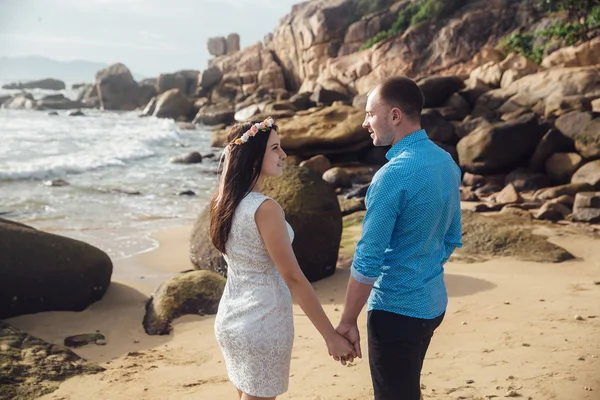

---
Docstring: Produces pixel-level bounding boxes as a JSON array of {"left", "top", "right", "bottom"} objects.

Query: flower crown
[{"left": 233, "top": 117, "right": 275, "bottom": 145}]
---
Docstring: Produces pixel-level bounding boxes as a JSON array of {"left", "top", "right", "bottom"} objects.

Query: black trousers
[{"left": 367, "top": 310, "right": 445, "bottom": 400}]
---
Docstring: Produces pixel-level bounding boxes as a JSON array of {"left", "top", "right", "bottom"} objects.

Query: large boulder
[
  {"left": 421, "top": 110, "right": 457, "bottom": 145},
  {"left": 534, "top": 182, "right": 594, "bottom": 201},
  {"left": 193, "top": 104, "right": 235, "bottom": 126},
  {"left": 36, "top": 94, "right": 84, "bottom": 110},
  {"left": 572, "top": 192, "right": 600, "bottom": 223},
  {"left": 529, "top": 128, "right": 575, "bottom": 172},
  {"left": 143, "top": 270, "right": 225, "bottom": 335},
  {"left": 571, "top": 160, "right": 600, "bottom": 190},
  {"left": 157, "top": 72, "right": 187, "bottom": 94},
  {"left": 545, "top": 153, "right": 583, "bottom": 184},
  {"left": 152, "top": 89, "right": 194, "bottom": 120},
  {"left": 299, "top": 154, "right": 332, "bottom": 176},
  {"left": 0, "top": 93, "right": 36, "bottom": 109},
  {"left": 575, "top": 119, "right": 600, "bottom": 160},
  {"left": 95, "top": 63, "right": 141, "bottom": 110},
  {"left": 456, "top": 113, "right": 545, "bottom": 174},
  {"left": 0, "top": 322, "right": 104, "bottom": 399},
  {"left": 541, "top": 37, "right": 600, "bottom": 68},
  {"left": 277, "top": 105, "right": 370, "bottom": 158},
  {"left": 474, "top": 66, "right": 600, "bottom": 118},
  {"left": 0, "top": 219, "right": 112, "bottom": 319},
  {"left": 417, "top": 76, "right": 465, "bottom": 108},
  {"left": 208, "top": 36, "right": 228, "bottom": 56},
  {"left": 198, "top": 66, "right": 223, "bottom": 91},
  {"left": 190, "top": 207, "right": 227, "bottom": 277},
  {"left": 555, "top": 111, "right": 594, "bottom": 140},
  {"left": 227, "top": 33, "right": 241, "bottom": 54},
  {"left": 190, "top": 165, "right": 342, "bottom": 282},
  {"left": 262, "top": 165, "right": 342, "bottom": 282},
  {"left": 498, "top": 53, "right": 539, "bottom": 88}
]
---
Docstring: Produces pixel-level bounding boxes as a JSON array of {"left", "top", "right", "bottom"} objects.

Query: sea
[{"left": 0, "top": 82, "right": 219, "bottom": 266}]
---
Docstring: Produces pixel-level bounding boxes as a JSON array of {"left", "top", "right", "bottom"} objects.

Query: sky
[{"left": 0, "top": 0, "right": 302, "bottom": 77}]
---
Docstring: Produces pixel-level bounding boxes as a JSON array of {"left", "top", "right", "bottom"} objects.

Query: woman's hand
[{"left": 325, "top": 332, "right": 356, "bottom": 365}]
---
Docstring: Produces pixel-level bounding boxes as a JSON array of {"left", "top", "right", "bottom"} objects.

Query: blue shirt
[{"left": 351, "top": 129, "right": 462, "bottom": 319}]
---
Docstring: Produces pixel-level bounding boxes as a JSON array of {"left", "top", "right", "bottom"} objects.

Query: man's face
[{"left": 362, "top": 89, "right": 395, "bottom": 147}]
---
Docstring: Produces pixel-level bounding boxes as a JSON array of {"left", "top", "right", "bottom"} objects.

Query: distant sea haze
[{"left": 0, "top": 55, "right": 146, "bottom": 84}]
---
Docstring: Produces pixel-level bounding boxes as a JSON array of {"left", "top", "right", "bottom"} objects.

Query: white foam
[{"left": 0, "top": 110, "right": 181, "bottom": 180}]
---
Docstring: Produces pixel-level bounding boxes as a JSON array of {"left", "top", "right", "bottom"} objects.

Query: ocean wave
[{"left": 0, "top": 143, "right": 157, "bottom": 180}]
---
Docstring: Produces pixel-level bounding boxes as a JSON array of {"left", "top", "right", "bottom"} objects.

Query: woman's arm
[{"left": 255, "top": 199, "right": 354, "bottom": 361}]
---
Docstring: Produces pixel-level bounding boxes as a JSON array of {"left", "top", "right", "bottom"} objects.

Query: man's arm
[{"left": 338, "top": 168, "right": 405, "bottom": 354}]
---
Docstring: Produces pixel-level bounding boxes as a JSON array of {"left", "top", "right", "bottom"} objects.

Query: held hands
[
  {"left": 335, "top": 321, "right": 362, "bottom": 360},
  {"left": 326, "top": 331, "right": 356, "bottom": 366}
]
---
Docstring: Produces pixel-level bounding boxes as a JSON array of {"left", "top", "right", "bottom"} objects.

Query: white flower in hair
[{"left": 233, "top": 117, "right": 276, "bottom": 145}]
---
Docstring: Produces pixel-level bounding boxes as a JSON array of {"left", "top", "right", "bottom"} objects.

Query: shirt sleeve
[
  {"left": 351, "top": 167, "right": 405, "bottom": 284},
  {"left": 441, "top": 166, "right": 463, "bottom": 265}
]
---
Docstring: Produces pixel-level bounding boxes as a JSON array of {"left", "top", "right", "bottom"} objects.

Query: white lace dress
[{"left": 214, "top": 191, "right": 295, "bottom": 397}]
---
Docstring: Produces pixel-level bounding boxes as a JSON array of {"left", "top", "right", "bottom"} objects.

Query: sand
[{"left": 6, "top": 219, "right": 600, "bottom": 400}]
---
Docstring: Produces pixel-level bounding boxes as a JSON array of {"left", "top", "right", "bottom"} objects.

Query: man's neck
[{"left": 391, "top": 125, "right": 422, "bottom": 146}]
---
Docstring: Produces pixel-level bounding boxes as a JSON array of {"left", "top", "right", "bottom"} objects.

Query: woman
[{"left": 211, "top": 117, "right": 355, "bottom": 400}]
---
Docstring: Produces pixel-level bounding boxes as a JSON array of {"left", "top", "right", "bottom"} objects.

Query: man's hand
[{"left": 336, "top": 321, "right": 362, "bottom": 359}]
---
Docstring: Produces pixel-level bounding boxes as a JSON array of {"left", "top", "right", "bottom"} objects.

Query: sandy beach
[{"left": 6, "top": 218, "right": 600, "bottom": 400}]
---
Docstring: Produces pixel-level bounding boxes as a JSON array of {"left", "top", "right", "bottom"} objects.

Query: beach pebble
[
  {"left": 584, "top": 386, "right": 593, "bottom": 391},
  {"left": 522, "top": 343, "right": 530, "bottom": 347},
  {"left": 504, "top": 301, "right": 511, "bottom": 305},
  {"left": 578, "top": 356, "right": 586, "bottom": 361},
  {"left": 466, "top": 379, "right": 475, "bottom": 384},
  {"left": 461, "top": 321, "right": 468, "bottom": 325},
  {"left": 539, "top": 299, "right": 545, "bottom": 302},
  {"left": 170, "top": 151, "right": 203, "bottom": 164},
  {"left": 95, "top": 339, "right": 107, "bottom": 346},
  {"left": 575, "top": 314, "right": 584, "bottom": 321},
  {"left": 505, "top": 389, "right": 520, "bottom": 397},
  {"left": 594, "top": 281, "right": 600, "bottom": 285},
  {"left": 178, "top": 190, "right": 196, "bottom": 196},
  {"left": 0, "top": 344, "right": 9, "bottom": 351}
]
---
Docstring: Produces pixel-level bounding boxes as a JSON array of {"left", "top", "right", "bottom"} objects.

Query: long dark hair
[{"left": 209, "top": 120, "right": 278, "bottom": 254}]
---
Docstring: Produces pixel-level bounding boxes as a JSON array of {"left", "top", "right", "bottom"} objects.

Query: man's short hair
[{"left": 377, "top": 77, "right": 424, "bottom": 122}]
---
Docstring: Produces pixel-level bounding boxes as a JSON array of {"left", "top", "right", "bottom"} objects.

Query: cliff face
[{"left": 269, "top": 0, "right": 536, "bottom": 94}]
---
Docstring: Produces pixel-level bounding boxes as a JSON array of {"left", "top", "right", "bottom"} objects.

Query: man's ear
[{"left": 391, "top": 108, "right": 403, "bottom": 125}]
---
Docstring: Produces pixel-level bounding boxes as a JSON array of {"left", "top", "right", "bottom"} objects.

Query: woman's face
[{"left": 260, "top": 129, "right": 287, "bottom": 178}]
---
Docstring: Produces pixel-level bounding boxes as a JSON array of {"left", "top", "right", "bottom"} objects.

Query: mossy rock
[
  {"left": 190, "top": 207, "right": 228, "bottom": 277},
  {"left": 0, "top": 322, "right": 104, "bottom": 400},
  {"left": 339, "top": 210, "right": 574, "bottom": 263},
  {"left": 143, "top": 270, "right": 226, "bottom": 335},
  {"left": 190, "top": 165, "right": 342, "bottom": 282},
  {"left": 453, "top": 210, "right": 574, "bottom": 263},
  {"left": 0, "top": 218, "right": 112, "bottom": 319},
  {"left": 262, "top": 164, "right": 342, "bottom": 281}
]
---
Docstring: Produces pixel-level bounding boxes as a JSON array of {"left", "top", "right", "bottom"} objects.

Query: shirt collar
[{"left": 385, "top": 129, "right": 428, "bottom": 160}]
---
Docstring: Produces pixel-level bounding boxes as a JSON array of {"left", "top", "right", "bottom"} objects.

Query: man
[{"left": 336, "top": 76, "right": 462, "bottom": 400}]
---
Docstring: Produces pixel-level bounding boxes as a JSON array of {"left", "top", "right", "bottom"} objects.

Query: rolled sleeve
[
  {"left": 351, "top": 264, "right": 378, "bottom": 284},
  {"left": 352, "top": 168, "right": 405, "bottom": 281}
]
